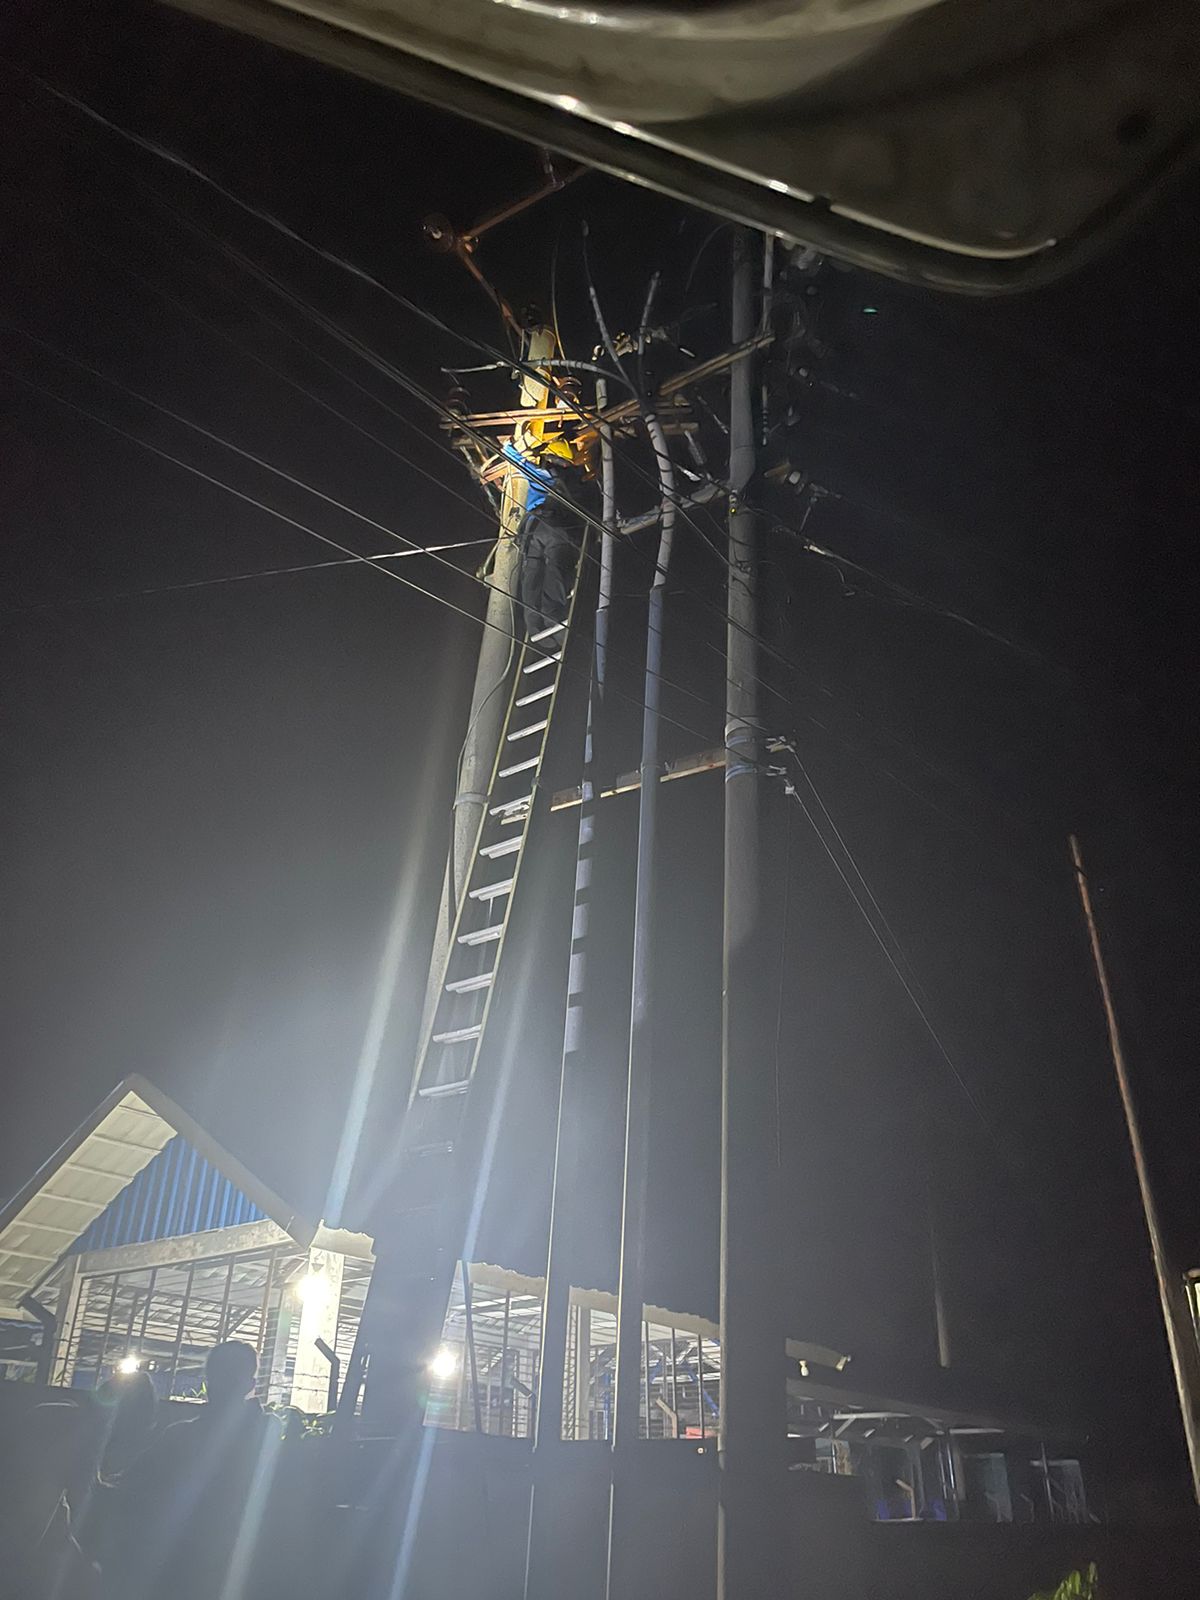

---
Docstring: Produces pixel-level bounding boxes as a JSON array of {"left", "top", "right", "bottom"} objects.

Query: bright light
[
  {"left": 117, "top": 1355, "right": 140, "bottom": 1375},
  {"left": 428, "top": 1346, "right": 459, "bottom": 1381},
  {"left": 295, "top": 1269, "right": 332, "bottom": 1309}
]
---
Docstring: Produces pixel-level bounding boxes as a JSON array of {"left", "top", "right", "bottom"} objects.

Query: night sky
[{"left": 3, "top": 0, "right": 1199, "bottom": 1504}]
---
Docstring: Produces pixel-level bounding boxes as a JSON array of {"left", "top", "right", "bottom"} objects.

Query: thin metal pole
[
  {"left": 461, "top": 1260, "right": 484, "bottom": 1434},
  {"left": 606, "top": 388, "right": 677, "bottom": 1600},
  {"left": 719, "top": 228, "right": 785, "bottom": 1600},
  {"left": 166, "top": 1265, "right": 195, "bottom": 1398},
  {"left": 1070, "top": 834, "right": 1200, "bottom": 1504},
  {"left": 255, "top": 1248, "right": 277, "bottom": 1363},
  {"left": 216, "top": 1257, "right": 235, "bottom": 1344},
  {"left": 501, "top": 1290, "right": 512, "bottom": 1437},
  {"left": 928, "top": 1176, "right": 952, "bottom": 1369},
  {"left": 95, "top": 1272, "right": 120, "bottom": 1379},
  {"left": 136, "top": 1267, "right": 157, "bottom": 1356},
  {"left": 670, "top": 1326, "right": 679, "bottom": 1426},
  {"left": 642, "top": 1321, "right": 652, "bottom": 1438},
  {"left": 698, "top": 1340, "right": 706, "bottom": 1442}
]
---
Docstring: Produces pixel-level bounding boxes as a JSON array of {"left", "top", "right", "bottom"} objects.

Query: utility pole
[
  {"left": 525, "top": 382, "right": 616, "bottom": 1599},
  {"left": 606, "top": 372, "right": 678, "bottom": 1600},
  {"left": 719, "top": 228, "right": 785, "bottom": 1598},
  {"left": 416, "top": 329, "right": 555, "bottom": 1068},
  {"left": 1070, "top": 834, "right": 1200, "bottom": 1505}
]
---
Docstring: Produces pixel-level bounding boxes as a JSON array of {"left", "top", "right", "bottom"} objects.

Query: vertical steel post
[
  {"left": 606, "top": 395, "right": 678, "bottom": 1600},
  {"left": 719, "top": 229, "right": 785, "bottom": 1600},
  {"left": 531, "top": 382, "right": 615, "bottom": 1449},
  {"left": 166, "top": 1264, "right": 195, "bottom": 1398},
  {"left": 524, "top": 381, "right": 616, "bottom": 1599},
  {"left": 216, "top": 1258, "right": 235, "bottom": 1345},
  {"left": 1070, "top": 834, "right": 1200, "bottom": 1504},
  {"left": 461, "top": 1260, "right": 484, "bottom": 1434},
  {"left": 95, "top": 1272, "right": 120, "bottom": 1379},
  {"left": 137, "top": 1266, "right": 157, "bottom": 1355},
  {"left": 501, "top": 1290, "right": 512, "bottom": 1437},
  {"left": 928, "top": 1177, "right": 952, "bottom": 1369}
]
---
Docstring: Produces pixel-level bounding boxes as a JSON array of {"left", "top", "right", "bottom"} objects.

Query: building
[{"left": 1, "top": 1074, "right": 1088, "bottom": 1525}]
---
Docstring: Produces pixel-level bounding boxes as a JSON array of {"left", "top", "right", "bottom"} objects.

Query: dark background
[{"left": 2, "top": 0, "right": 1197, "bottom": 1507}]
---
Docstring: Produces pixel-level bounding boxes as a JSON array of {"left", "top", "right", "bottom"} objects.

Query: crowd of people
[{"left": 6, "top": 1341, "right": 291, "bottom": 1600}]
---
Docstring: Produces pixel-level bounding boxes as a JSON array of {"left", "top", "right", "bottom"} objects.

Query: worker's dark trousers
[{"left": 520, "top": 526, "right": 577, "bottom": 634}]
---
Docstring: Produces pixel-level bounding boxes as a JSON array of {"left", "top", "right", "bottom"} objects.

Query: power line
[
  {"left": 1, "top": 316, "right": 549, "bottom": 625},
  {"left": 0, "top": 358, "right": 731, "bottom": 753},
  {"left": 23, "top": 64, "right": 1067, "bottom": 704},
  {"left": 13, "top": 69, "right": 1079, "bottom": 873},
  {"left": 22, "top": 73, "right": 1040, "bottom": 812},
  {"left": 19, "top": 72, "right": 760, "bottom": 600},
  {"left": 70, "top": 222, "right": 504, "bottom": 534},
  {"left": 3, "top": 541, "right": 495, "bottom": 614},
  {"left": 782, "top": 744, "right": 934, "bottom": 1007},
  {"left": 779, "top": 769, "right": 1000, "bottom": 1149},
  {"left": 1, "top": 318, "right": 758, "bottom": 741}
]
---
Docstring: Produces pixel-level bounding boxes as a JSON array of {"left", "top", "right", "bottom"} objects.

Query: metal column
[
  {"left": 1071, "top": 834, "right": 1200, "bottom": 1505},
  {"left": 718, "top": 228, "right": 785, "bottom": 1600},
  {"left": 606, "top": 385, "right": 678, "bottom": 1600},
  {"left": 524, "top": 382, "right": 616, "bottom": 1598}
]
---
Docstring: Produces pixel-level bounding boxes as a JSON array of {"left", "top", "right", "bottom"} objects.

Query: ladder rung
[
  {"left": 516, "top": 683, "right": 554, "bottom": 706},
  {"left": 418, "top": 1079, "right": 471, "bottom": 1100},
  {"left": 480, "top": 837, "right": 521, "bottom": 859},
  {"left": 507, "top": 719, "right": 549, "bottom": 742},
  {"left": 432, "top": 1024, "right": 483, "bottom": 1045},
  {"left": 499, "top": 755, "right": 539, "bottom": 778},
  {"left": 469, "top": 878, "right": 514, "bottom": 901},
  {"left": 523, "top": 652, "right": 561, "bottom": 675},
  {"left": 531, "top": 621, "right": 566, "bottom": 643},
  {"left": 490, "top": 793, "right": 532, "bottom": 816},
  {"left": 446, "top": 971, "right": 494, "bottom": 994},
  {"left": 458, "top": 925, "right": 502, "bottom": 946}
]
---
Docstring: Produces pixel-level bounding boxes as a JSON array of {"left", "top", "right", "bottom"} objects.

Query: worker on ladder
[{"left": 508, "top": 431, "right": 588, "bottom": 636}]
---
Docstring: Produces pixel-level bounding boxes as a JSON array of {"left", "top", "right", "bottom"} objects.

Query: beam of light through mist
[
  {"left": 323, "top": 626, "right": 470, "bottom": 1227},
  {"left": 459, "top": 926, "right": 544, "bottom": 1271}
]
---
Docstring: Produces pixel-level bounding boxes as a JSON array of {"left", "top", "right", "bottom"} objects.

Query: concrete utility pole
[
  {"left": 719, "top": 228, "right": 785, "bottom": 1598},
  {"left": 525, "top": 383, "right": 616, "bottom": 1599},
  {"left": 1070, "top": 835, "right": 1200, "bottom": 1506},
  {"left": 606, "top": 371, "right": 678, "bottom": 1600},
  {"left": 416, "top": 330, "right": 555, "bottom": 1068}
]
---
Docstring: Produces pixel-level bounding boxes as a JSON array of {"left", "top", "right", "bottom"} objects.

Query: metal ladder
[{"left": 339, "top": 559, "right": 587, "bottom": 1425}]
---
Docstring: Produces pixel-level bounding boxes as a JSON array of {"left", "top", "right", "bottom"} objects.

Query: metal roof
[
  {"left": 0, "top": 1075, "right": 311, "bottom": 1320},
  {"left": 69, "top": 1134, "right": 268, "bottom": 1255}
]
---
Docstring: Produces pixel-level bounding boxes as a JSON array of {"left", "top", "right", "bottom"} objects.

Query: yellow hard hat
[{"left": 536, "top": 435, "right": 574, "bottom": 464}]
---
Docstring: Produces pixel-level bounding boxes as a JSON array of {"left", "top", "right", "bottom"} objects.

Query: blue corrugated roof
[{"left": 70, "top": 1134, "right": 266, "bottom": 1254}]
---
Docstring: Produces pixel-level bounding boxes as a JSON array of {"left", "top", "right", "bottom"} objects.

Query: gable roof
[{"left": 0, "top": 1075, "right": 312, "bottom": 1320}]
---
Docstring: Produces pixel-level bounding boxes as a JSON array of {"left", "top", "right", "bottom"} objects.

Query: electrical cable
[
  {"left": 97, "top": 195, "right": 1063, "bottom": 862},
  {"left": 13, "top": 70, "right": 1082, "bottom": 860},
  {"left": 782, "top": 746, "right": 935, "bottom": 1007},
  {"left": 3, "top": 541, "right": 495, "bottom": 614},
  {"left": 17, "top": 71, "right": 749, "bottom": 594},
  {"left": 22, "top": 62, "right": 1057, "bottom": 703},
  {"left": 0, "top": 315, "right": 549, "bottom": 625},
  {"left": 0, "top": 357, "right": 734, "bottom": 753},
  {"left": 2, "top": 316, "right": 771, "bottom": 746},
  {"left": 779, "top": 773, "right": 999, "bottom": 1146},
  {"left": 68, "top": 222, "right": 505, "bottom": 534}
]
